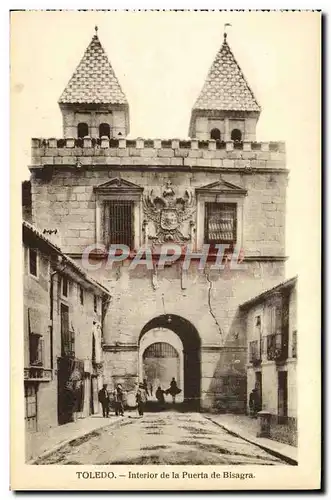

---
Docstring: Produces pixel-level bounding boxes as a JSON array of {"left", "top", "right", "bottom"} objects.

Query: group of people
[
  {"left": 98, "top": 383, "right": 126, "bottom": 418},
  {"left": 98, "top": 377, "right": 181, "bottom": 418},
  {"left": 98, "top": 381, "right": 149, "bottom": 418},
  {"left": 155, "top": 378, "right": 181, "bottom": 407}
]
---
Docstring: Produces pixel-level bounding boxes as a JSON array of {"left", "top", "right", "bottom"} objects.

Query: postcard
[{"left": 10, "top": 9, "right": 321, "bottom": 490}]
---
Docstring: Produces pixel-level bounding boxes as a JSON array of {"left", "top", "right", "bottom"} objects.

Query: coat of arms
[{"left": 143, "top": 181, "right": 196, "bottom": 243}]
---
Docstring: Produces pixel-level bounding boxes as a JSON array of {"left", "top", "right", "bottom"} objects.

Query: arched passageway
[{"left": 139, "top": 314, "right": 201, "bottom": 410}]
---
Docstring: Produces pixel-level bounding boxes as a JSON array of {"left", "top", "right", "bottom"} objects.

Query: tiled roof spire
[
  {"left": 193, "top": 33, "right": 261, "bottom": 113},
  {"left": 59, "top": 29, "right": 128, "bottom": 105}
]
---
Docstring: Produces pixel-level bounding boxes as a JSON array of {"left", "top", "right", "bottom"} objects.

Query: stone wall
[
  {"left": 83, "top": 258, "right": 285, "bottom": 410},
  {"left": 29, "top": 138, "right": 287, "bottom": 258},
  {"left": 28, "top": 136, "right": 287, "bottom": 411}
]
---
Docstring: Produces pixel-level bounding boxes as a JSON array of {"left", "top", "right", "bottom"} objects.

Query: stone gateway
[{"left": 27, "top": 28, "right": 287, "bottom": 413}]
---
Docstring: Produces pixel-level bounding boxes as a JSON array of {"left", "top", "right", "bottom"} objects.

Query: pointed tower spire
[
  {"left": 59, "top": 28, "right": 130, "bottom": 138},
  {"left": 189, "top": 29, "right": 261, "bottom": 141}
]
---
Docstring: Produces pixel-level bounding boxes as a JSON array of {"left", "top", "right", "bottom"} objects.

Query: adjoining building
[
  {"left": 23, "top": 221, "right": 111, "bottom": 460},
  {"left": 27, "top": 28, "right": 288, "bottom": 412},
  {"left": 241, "top": 276, "right": 297, "bottom": 445}
]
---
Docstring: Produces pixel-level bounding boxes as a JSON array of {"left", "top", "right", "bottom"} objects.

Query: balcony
[
  {"left": 267, "top": 333, "right": 288, "bottom": 362},
  {"left": 249, "top": 340, "right": 261, "bottom": 366},
  {"left": 24, "top": 366, "right": 52, "bottom": 381}
]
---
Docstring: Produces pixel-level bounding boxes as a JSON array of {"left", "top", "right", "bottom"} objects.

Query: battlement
[{"left": 30, "top": 137, "right": 286, "bottom": 171}]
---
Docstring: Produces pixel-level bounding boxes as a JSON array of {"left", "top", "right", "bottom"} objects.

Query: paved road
[{"left": 36, "top": 412, "right": 285, "bottom": 465}]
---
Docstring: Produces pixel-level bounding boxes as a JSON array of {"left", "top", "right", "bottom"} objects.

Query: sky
[{"left": 10, "top": 10, "right": 321, "bottom": 279}]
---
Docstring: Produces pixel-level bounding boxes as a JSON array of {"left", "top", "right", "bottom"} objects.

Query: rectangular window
[
  {"left": 104, "top": 200, "right": 134, "bottom": 247},
  {"left": 29, "top": 248, "right": 38, "bottom": 277},
  {"left": 60, "top": 303, "right": 74, "bottom": 357},
  {"left": 79, "top": 286, "right": 84, "bottom": 305},
  {"left": 94, "top": 295, "right": 98, "bottom": 313},
  {"left": 62, "top": 276, "right": 68, "bottom": 297},
  {"left": 29, "top": 333, "right": 43, "bottom": 366},
  {"left": 204, "top": 202, "right": 237, "bottom": 245}
]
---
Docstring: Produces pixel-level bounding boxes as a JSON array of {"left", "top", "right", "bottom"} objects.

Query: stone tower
[
  {"left": 58, "top": 27, "right": 130, "bottom": 139},
  {"left": 189, "top": 33, "right": 260, "bottom": 142}
]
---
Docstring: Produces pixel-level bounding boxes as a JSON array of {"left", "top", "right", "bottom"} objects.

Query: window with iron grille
[
  {"left": 29, "top": 333, "right": 43, "bottom": 366},
  {"left": 60, "top": 303, "right": 75, "bottom": 357},
  {"left": 104, "top": 200, "right": 134, "bottom": 247},
  {"left": 143, "top": 342, "right": 179, "bottom": 359},
  {"left": 204, "top": 202, "right": 237, "bottom": 244},
  {"left": 29, "top": 248, "right": 38, "bottom": 277}
]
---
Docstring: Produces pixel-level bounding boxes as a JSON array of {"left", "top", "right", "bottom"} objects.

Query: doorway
[
  {"left": 255, "top": 371, "right": 262, "bottom": 412},
  {"left": 278, "top": 371, "right": 288, "bottom": 423},
  {"left": 139, "top": 314, "right": 201, "bottom": 409}
]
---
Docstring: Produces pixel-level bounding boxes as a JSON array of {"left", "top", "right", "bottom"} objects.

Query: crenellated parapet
[{"left": 30, "top": 137, "right": 286, "bottom": 172}]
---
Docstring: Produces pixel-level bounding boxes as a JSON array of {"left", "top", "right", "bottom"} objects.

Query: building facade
[
  {"left": 23, "top": 221, "right": 110, "bottom": 459},
  {"left": 27, "top": 29, "right": 288, "bottom": 412},
  {"left": 242, "top": 277, "right": 297, "bottom": 445}
]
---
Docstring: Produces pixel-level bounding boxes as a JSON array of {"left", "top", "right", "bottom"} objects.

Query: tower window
[
  {"left": 99, "top": 123, "right": 111, "bottom": 138},
  {"left": 77, "top": 122, "right": 89, "bottom": 139},
  {"left": 210, "top": 128, "right": 221, "bottom": 141},
  {"left": 231, "top": 129, "right": 242, "bottom": 142}
]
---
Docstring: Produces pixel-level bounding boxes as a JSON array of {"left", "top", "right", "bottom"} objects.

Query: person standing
[
  {"left": 143, "top": 379, "right": 149, "bottom": 397},
  {"left": 114, "top": 384, "right": 125, "bottom": 416},
  {"left": 136, "top": 383, "right": 147, "bottom": 417},
  {"left": 155, "top": 386, "right": 166, "bottom": 410},
  {"left": 98, "top": 384, "right": 109, "bottom": 418},
  {"left": 249, "top": 388, "right": 259, "bottom": 418},
  {"left": 168, "top": 377, "right": 181, "bottom": 404}
]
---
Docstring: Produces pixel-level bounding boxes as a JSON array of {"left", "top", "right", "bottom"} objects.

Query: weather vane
[
  {"left": 95, "top": 25, "right": 98, "bottom": 34},
  {"left": 224, "top": 23, "right": 232, "bottom": 39}
]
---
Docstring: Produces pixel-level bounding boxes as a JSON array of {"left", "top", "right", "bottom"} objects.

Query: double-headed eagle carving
[{"left": 143, "top": 181, "right": 196, "bottom": 244}]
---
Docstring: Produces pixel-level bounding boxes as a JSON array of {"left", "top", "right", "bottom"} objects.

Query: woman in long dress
[{"left": 167, "top": 377, "right": 181, "bottom": 404}]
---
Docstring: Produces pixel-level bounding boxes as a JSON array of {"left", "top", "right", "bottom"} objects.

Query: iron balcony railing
[
  {"left": 267, "top": 333, "right": 288, "bottom": 362},
  {"left": 249, "top": 340, "right": 261, "bottom": 365}
]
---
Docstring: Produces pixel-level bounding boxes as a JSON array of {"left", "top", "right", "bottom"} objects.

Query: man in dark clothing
[
  {"left": 155, "top": 386, "right": 166, "bottom": 410},
  {"left": 143, "top": 379, "right": 149, "bottom": 397},
  {"left": 249, "top": 388, "right": 260, "bottom": 418},
  {"left": 98, "top": 384, "right": 109, "bottom": 417},
  {"left": 136, "top": 383, "right": 147, "bottom": 416}
]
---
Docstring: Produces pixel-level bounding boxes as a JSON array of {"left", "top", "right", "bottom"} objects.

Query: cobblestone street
[{"left": 36, "top": 412, "right": 287, "bottom": 465}]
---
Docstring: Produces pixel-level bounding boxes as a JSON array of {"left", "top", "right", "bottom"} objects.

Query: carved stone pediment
[
  {"left": 93, "top": 177, "right": 143, "bottom": 195},
  {"left": 196, "top": 179, "right": 247, "bottom": 196}
]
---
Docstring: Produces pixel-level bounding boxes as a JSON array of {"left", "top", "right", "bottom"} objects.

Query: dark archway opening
[
  {"left": 210, "top": 128, "right": 221, "bottom": 141},
  {"left": 231, "top": 128, "right": 242, "bottom": 142},
  {"left": 77, "top": 122, "right": 89, "bottom": 139},
  {"left": 140, "top": 314, "right": 201, "bottom": 411},
  {"left": 99, "top": 123, "right": 111, "bottom": 138}
]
